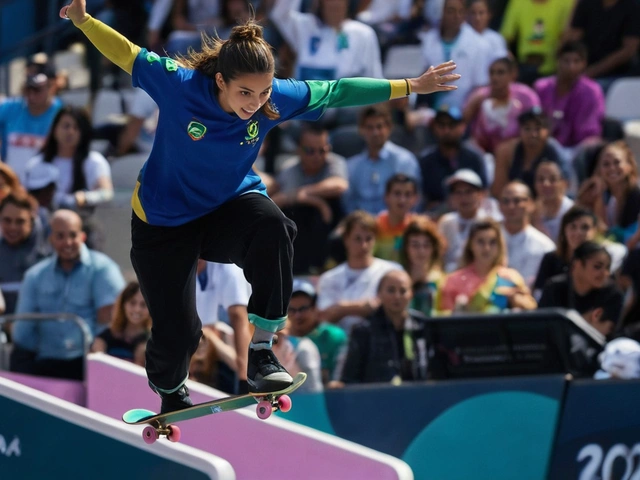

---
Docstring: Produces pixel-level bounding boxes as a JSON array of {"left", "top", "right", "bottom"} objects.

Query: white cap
[
  {"left": 25, "top": 162, "right": 59, "bottom": 190},
  {"left": 445, "top": 168, "right": 483, "bottom": 189}
]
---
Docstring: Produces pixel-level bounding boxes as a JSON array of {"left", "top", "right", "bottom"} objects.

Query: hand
[
  {"left": 577, "top": 176, "right": 604, "bottom": 205},
  {"left": 409, "top": 61, "right": 460, "bottom": 95},
  {"left": 60, "top": 0, "right": 89, "bottom": 24}
]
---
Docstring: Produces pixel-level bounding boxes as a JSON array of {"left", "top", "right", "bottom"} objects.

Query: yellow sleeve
[
  {"left": 74, "top": 16, "right": 141, "bottom": 75},
  {"left": 499, "top": 1, "right": 518, "bottom": 42}
]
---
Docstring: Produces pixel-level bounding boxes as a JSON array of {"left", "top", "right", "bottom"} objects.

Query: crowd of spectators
[{"left": 2, "top": 0, "right": 640, "bottom": 390}]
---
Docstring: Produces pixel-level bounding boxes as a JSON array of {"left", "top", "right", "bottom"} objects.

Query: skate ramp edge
[
  {"left": 87, "top": 353, "right": 413, "bottom": 480},
  {"left": 0, "top": 375, "right": 235, "bottom": 480}
]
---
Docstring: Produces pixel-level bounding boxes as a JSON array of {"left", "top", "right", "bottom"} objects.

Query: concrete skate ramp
[
  {"left": 0, "top": 376, "right": 235, "bottom": 479},
  {"left": 87, "top": 353, "right": 413, "bottom": 480}
]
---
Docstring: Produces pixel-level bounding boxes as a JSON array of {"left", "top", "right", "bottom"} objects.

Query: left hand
[{"left": 409, "top": 61, "right": 460, "bottom": 95}]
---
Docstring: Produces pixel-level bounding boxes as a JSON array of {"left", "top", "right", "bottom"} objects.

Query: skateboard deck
[{"left": 123, "top": 372, "right": 306, "bottom": 444}]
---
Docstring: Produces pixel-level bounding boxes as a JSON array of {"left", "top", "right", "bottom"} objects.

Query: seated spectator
[
  {"left": 10, "top": 210, "right": 125, "bottom": 380},
  {"left": 0, "top": 163, "right": 26, "bottom": 202},
  {"left": 534, "top": 41, "right": 605, "bottom": 158},
  {"left": 419, "top": 106, "right": 488, "bottom": 215},
  {"left": 317, "top": 210, "right": 402, "bottom": 334},
  {"left": 339, "top": 269, "right": 429, "bottom": 384},
  {"left": 24, "top": 161, "right": 59, "bottom": 232},
  {"left": 465, "top": 56, "right": 540, "bottom": 154},
  {"left": 418, "top": 0, "right": 492, "bottom": 111},
  {"left": 566, "top": 0, "right": 640, "bottom": 92},
  {"left": 287, "top": 279, "right": 348, "bottom": 384},
  {"left": 189, "top": 326, "right": 240, "bottom": 393},
  {"left": 165, "top": 0, "right": 220, "bottom": 55},
  {"left": 491, "top": 108, "right": 564, "bottom": 198},
  {"left": 91, "top": 281, "right": 151, "bottom": 367},
  {"left": 438, "top": 169, "right": 495, "bottom": 272},
  {"left": 374, "top": 173, "right": 419, "bottom": 262},
  {"left": 344, "top": 105, "right": 420, "bottom": 215},
  {"left": 533, "top": 206, "right": 627, "bottom": 299},
  {"left": 531, "top": 160, "right": 574, "bottom": 243},
  {"left": 500, "top": 0, "right": 574, "bottom": 84},
  {"left": 499, "top": 181, "right": 556, "bottom": 287},
  {"left": 0, "top": 193, "right": 50, "bottom": 316},
  {"left": 466, "top": 0, "right": 508, "bottom": 55},
  {"left": 355, "top": 0, "right": 419, "bottom": 51},
  {"left": 114, "top": 88, "right": 158, "bottom": 157},
  {"left": 270, "top": 0, "right": 383, "bottom": 81},
  {"left": 436, "top": 219, "right": 536, "bottom": 314},
  {"left": 25, "top": 106, "right": 114, "bottom": 212},
  {"left": 577, "top": 140, "right": 640, "bottom": 244},
  {"left": 0, "top": 61, "right": 62, "bottom": 181},
  {"left": 539, "top": 241, "right": 624, "bottom": 338},
  {"left": 271, "top": 123, "right": 348, "bottom": 273},
  {"left": 195, "top": 260, "right": 252, "bottom": 392},
  {"left": 400, "top": 215, "right": 447, "bottom": 317},
  {"left": 216, "top": 0, "right": 253, "bottom": 40}
]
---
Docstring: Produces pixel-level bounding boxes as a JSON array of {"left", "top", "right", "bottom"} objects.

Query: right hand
[{"left": 60, "top": 0, "right": 88, "bottom": 24}]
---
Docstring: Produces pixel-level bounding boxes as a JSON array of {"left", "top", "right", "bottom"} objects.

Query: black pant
[{"left": 130, "top": 193, "right": 297, "bottom": 391}]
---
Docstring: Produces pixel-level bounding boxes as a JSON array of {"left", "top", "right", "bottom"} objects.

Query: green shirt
[{"left": 307, "top": 322, "right": 348, "bottom": 377}]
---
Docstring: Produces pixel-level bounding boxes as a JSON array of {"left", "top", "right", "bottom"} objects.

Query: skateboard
[{"left": 122, "top": 372, "right": 307, "bottom": 444}]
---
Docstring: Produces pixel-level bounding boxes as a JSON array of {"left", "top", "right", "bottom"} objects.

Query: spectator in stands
[
  {"left": 344, "top": 105, "right": 420, "bottom": 215},
  {"left": 188, "top": 326, "right": 240, "bottom": 393},
  {"left": 577, "top": 140, "right": 640, "bottom": 244},
  {"left": 566, "top": 0, "right": 640, "bottom": 92},
  {"left": 0, "top": 290, "right": 4, "bottom": 315},
  {"left": 270, "top": 0, "right": 383, "bottom": 81},
  {"left": 438, "top": 169, "right": 495, "bottom": 272},
  {"left": 534, "top": 41, "right": 605, "bottom": 158},
  {"left": 418, "top": 0, "right": 494, "bottom": 110},
  {"left": 464, "top": 56, "right": 540, "bottom": 155},
  {"left": 419, "top": 106, "right": 487, "bottom": 215},
  {"left": 499, "top": 181, "right": 556, "bottom": 287},
  {"left": 339, "top": 269, "right": 429, "bottom": 384},
  {"left": 436, "top": 219, "right": 536, "bottom": 314},
  {"left": 24, "top": 161, "right": 59, "bottom": 232},
  {"left": 216, "top": 0, "right": 253, "bottom": 40},
  {"left": 531, "top": 160, "right": 574, "bottom": 242},
  {"left": 195, "top": 260, "right": 252, "bottom": 392},
  {"left": 491, "top": 108, "right": 564, "bottom": 198},
  {"left": 165, "top": 0, "right": 221, "bottom": 55},
  {"left": 317, "top": 210, "right": 402, "bottom": 334},
  {"left": 114, "top": 88, "right": 158, "bottom": 157},
  {"left": 500, "top": 0, "right": 574, "bottom": 84},
  {"left": 0, "top": 61, "right": 62, "bottom": 181},
  {"left": 271, "top": 123, "right": 348, "bottom": 274},
  {"left": 539, "top": 241, "right": 624, "bottom": 337},
  {"left": 355, "top": 0, "right": 419, "bottom": 52},
  {"left": 10, "top": 209, "right": 125, "bottom": 380},
  {"left": 374, "top": 173, "right": 419, "bottom": 262},
  {"left": 400, "top": 215, "right": 446, "bottom": 317},
  {"left": 533, "top": 206, "right": 627, "bottom": 299},
  {"left": 287, "top": 279, "right": 347, "bottom": 384},
  {"left": 0, "top": 163, "right": 26, "bottom": 202},
  {"left": 467, "top": 0, "right": 508, "bottom": 54},
  {"left": 91, "top": 280, "right": 151, "bottom": 366},
  {"left": 0, "top": 193, "right": 50, "bottom": 315}
]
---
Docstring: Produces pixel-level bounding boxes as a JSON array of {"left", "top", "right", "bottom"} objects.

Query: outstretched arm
[
  {"left": 305, "top": 61, "right": 460, "bottom": 111},
  {"left": 61, "top": 0, "right": 141, "bottom": 75}
]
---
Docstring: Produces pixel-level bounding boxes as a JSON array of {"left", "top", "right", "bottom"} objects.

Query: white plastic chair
[
  {"left": 605, "top": 78, "right": 640, "bottom": 122},
  {"left": 383, "top": 45, "right": 425, "bottom": 80}
]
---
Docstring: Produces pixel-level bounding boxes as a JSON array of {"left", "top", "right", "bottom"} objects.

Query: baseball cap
[
  {"left": 292, "top": 279, "right": 316, "bottom": 298},
  {"left": 24, "top": 162, "right": 59, "bottom": 191},
  {"left": 26, "top": 62, "right": 57, "bottom": 88},
  {"left": 434, "top": 105, "right": 463, "bottom": 123},
  {"left": 445, "top": 168, "right": 483, "bottom": 190}
]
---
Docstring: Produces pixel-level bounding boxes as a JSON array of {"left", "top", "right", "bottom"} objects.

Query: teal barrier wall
[{"left": 284, "top": 375, "right": 566, "bottom": 480}]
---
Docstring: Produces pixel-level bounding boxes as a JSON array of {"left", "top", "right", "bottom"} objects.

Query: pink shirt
[
  {"left": 468, "top": 83, "right": 540, "bottom": 153},
  {"left": 534, "top": 75, "right": 605, "bottom": 147}
]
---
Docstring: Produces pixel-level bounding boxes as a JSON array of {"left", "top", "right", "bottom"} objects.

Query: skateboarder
[{"left": 61, "top": 0, "right": 460, "bottom": 413}]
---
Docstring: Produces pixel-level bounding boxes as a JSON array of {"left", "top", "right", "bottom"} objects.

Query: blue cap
[{"left": 292, "top": 279, "right": 316, "bottom": 298}]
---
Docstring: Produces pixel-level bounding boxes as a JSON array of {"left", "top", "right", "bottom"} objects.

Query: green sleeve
[{"left": 305, "top": 78, "right": 394, "bottom": 111}]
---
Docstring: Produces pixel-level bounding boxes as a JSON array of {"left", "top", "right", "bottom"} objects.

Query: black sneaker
[
  {"left": 152, "top": 384, "right": 193, "bottom": 414},
  {"left": 247, "top": 347, "right": 293, "bottom": 393}
]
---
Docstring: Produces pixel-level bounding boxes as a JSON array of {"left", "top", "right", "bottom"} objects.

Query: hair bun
[{"left": 229, "top": 21, "right": 263, "bottom": 42}]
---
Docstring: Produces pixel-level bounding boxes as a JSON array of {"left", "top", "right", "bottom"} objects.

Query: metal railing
[{"left": 0, "top": 313, "right": 93, "bottom": 378}]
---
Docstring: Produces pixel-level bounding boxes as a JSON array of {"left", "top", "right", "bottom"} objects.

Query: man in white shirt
[
  {"left": 499, "top": 181, "right": 556, "bottom": 287},
  {"left": 195, "top": 260, "right": 252, "bottom": 392}
]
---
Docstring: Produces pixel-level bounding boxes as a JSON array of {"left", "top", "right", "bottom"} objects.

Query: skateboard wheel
[
  {"left": 256, "top": 400, "right": 272, "bottom": 420},
  {"left": 167, "top": 425, "right": 181, "bottom": 443},
  {"left": 277, "top": 395, "right": 292, "bottom": 413},
  {"left": 142, "top": 426, "right": 158, "bottom": 444}
]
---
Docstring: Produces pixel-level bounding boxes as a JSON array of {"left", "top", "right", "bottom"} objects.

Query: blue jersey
[{"left": 130, "top": 49, "right": 324, "bottom": 226}]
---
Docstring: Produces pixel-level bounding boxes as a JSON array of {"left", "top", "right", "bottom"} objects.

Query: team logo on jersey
[
  {"left": 240, "top": 119, "right": 260, "bottom": 146},
  {"left": 187, "top": 120, "right": 207, "bottom": 141},
  {"left": 164, "top": 59, "right": 178, "bottom": 72},
  {"left": 146, "top": 52, "right": 161, "bottom": 63}
]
